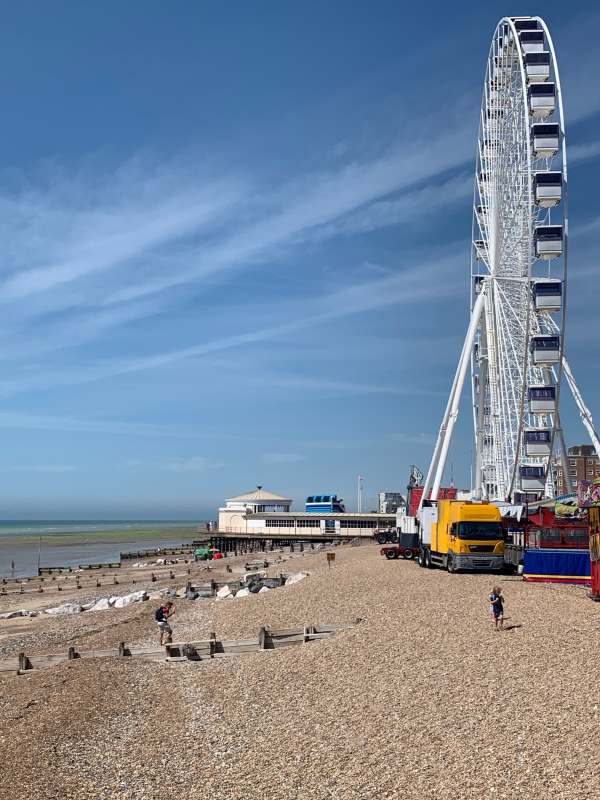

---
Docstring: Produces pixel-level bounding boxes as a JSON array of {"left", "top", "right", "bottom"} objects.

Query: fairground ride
[{"left": 422, "top": 16, "right": 600, "bottom": 506}]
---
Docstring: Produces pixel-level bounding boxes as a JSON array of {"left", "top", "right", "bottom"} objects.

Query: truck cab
[{"left": 418, "top": 500, "right": 504, "bottom": 572}]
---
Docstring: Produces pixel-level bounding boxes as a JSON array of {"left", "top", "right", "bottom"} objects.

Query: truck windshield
[{"left": 457, "top": 522, "right": 502, "bottom": 540}]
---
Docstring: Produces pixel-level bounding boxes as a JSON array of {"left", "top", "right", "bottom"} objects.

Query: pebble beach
[{"left": 1, "top": 542, "right": 599, "bottom": 799}]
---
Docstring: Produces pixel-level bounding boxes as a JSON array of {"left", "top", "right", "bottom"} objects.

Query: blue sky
[{"left": 0, "top": 2, "right": 599, "bottom": 519}]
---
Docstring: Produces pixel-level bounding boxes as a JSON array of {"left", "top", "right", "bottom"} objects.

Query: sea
[{"left": 0, "top": 520, "right": 205, "bottom": 578}]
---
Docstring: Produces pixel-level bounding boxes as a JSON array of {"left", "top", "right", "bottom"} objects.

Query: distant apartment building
[
  {"left": 553, "top": 445, "right": 600, "bottom": 494},
  {"left": 377, "top": 492, "right": 406, "bottom": 514}
]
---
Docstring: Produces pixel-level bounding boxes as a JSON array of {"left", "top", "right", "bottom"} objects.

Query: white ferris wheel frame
[{"left": 421, "top": 15, "right": 600, "bottom": 508}]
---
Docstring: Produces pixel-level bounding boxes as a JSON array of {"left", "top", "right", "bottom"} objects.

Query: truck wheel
[
  {"left": 424, "top": 550, "right": 431, "bottom": 569},
  {"left": 376, "top": 534, "right": 387, "bottom": 545},
  {"left": 447, "top": 555, "right": 456, "bottom": 573},
  {"left": 417, "top": 550, "right": 424, "bottom": 567},
  {"left": 385, "top": 550, "right": 397, "bottom": 560},
  {"left": 403, "top": 549, "right": 413, "bottom": 560}
]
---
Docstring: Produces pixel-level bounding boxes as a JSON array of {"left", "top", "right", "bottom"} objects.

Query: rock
[
  {"left": 284, "top": 572, "right": 309, "bottom": 586},
  {"left": 258, "top": 586, "right": 270, "bottom": 594},
  {"left": 262, "top": 578, "right": 282, "bottom": 589},
  {"left": 0, "top": 609, "right": 38, "bottom": 619},
  {"left": 216, "top": 585, "right": 232, "bottom": 599},
  {"left": 243, "top": 571, "right": 267, "bottom": 583},
  {"left": 113, "top": 591, "right": 148, "bottom": 608},
  {"left": 235, "top": 588, "right": 251, "bottom": 598},
  {"left": 44, "top": 602, "right": 83, "bottom": 615},
  {"left": 87, "top": 597, "right": 114, "bottom": 612}
]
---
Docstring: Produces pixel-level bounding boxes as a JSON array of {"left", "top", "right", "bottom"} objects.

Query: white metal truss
[{"left": 421, "top": 16, "right": 600, "bottom": 509}]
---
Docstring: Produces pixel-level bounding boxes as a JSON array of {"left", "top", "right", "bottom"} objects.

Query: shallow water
[{"left": 0, "top": 521, "right": 204, "bottom": 578}]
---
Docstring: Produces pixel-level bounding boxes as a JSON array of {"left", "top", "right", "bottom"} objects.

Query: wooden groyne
[{"left": 0, "top": 623, "right": 355, "bottom": 676}]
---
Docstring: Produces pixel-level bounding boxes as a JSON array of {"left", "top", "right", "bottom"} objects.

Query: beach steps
[{"left": 0, "top": 623, "right": 356, "bottom": 676}]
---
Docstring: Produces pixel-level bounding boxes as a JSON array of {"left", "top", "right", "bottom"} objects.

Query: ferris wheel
[{"left": 421, "top": 16, "right": 600, "bottom": 506}]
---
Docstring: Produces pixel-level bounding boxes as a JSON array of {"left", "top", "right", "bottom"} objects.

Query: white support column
[
  {"left": 562, "top": 357, "right": 600, "bottom": 459},
  {"left": 431, "top": 292, "right": 485, "bottom": 500},
  {"left": 421, "top": 292, "right": 486, "bottom": 510},
  {"left": 420, "top": 316, "right": 472, "bottom": 510}
]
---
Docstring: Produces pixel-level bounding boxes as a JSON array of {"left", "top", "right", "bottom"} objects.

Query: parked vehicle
[
  {"left": 380, "top": 532, "right": 420, "bottom": 560},
  {"left": 194, "top": 546, "right": 222, "bottom": 561},
  {"left": 418, "top": 499, "right": 504, "bottom": 572}
]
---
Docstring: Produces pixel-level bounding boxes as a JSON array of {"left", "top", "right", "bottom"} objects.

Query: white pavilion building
[{"left": 218, "top": 486, "right": 292, "bottom": 532}]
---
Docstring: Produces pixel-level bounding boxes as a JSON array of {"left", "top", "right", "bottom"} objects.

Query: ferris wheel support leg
[
  {"left": 421, "top": 292, "right": 485, "bottom": 506},
  {"left": 562, "top": 357, "right": 600, "bottom": 459}
]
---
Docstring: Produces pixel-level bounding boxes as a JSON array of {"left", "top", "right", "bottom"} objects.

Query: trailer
[
  {"left": 374, "top": 514, "right": 418, "bottom": 545},
  {"left": 380, "top": 533, "right": 420, "bottom": 560}
]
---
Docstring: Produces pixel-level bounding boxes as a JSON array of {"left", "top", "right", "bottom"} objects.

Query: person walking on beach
[
  {"left": 155, "top": 601, "right": 174, "bottom": 645},
  {"left": 489, "top": 586, "right": 504, "bottom": 630}
]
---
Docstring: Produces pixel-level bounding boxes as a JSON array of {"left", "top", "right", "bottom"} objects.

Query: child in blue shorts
[{"left": 489, "top": 587, "right": 504, "bottom": 630}]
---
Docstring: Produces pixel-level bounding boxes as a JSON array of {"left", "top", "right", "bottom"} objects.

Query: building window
[
  {"left": 296, "top": 519, "right": 320, "bottom": 528},
  {"left": 569, "top": 460, "right": 577, "bottom": 466},
  {"left": 340, "top": 520, "right": 379, "bottom": 529},
  {"left": 264, "top": 519, "right": 294, "bottom": 527}
]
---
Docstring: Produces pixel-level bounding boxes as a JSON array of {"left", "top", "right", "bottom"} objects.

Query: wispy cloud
[
  {"left": 164, "top": 456, "right": 225, "bottom": 472},
  {"left": 261, "top": 453, "right": 307, "bottom": 464},
  {"left": 103, "top": 126, "right": 473, "bottom": 305},
  {"left": 0, "top": 156, "right": 245, "bottom": 302},
  {"left": 1, "top": 464, "right": 77, "bottom": 473},
  {"left": 0, "top": 250, "right": 463, "bottom": 398},
  {"left": 0, "top": 411, "right": 211, "bottom": 439},
  {"left": 569, "top": 140, "right": 600, "bottom": 165}
]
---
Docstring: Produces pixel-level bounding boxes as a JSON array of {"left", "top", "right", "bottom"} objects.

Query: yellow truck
[{"left": 418, "top": 499, "right": 504, "bottom": 572}]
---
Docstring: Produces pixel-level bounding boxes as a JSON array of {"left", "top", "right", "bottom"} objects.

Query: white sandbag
[
  {"left": 235, "top": 588, "right": 251, "bottom": 598},
  {"left": 284, "top": 572, "right": 309, "bottom": 586},
  {"left": 258, "top": 586, "right": 270, "bottom": 594},
  {"left": 216, "top": 585, "right": 232, "bottom": 599},
  {"left": 45, "top": 602, "right": 83, "bottom": 615},
  {"left": 113, "top": 590, "right": 147, "bottom": 608}
]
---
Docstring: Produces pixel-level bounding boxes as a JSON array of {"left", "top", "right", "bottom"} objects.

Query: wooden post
[
  {"left": 209, "top": 631, "right": 216, "bottom": 658},
  {"left": 118, "top": 642, "right": 130, "bottom": 657},
  {"left": 68, "top": 646, "right": 78, "bottom": 660},
  {"left": 18, "top": 652, "right": 31, "bottom": 672},
  {"left": 258, "top": 626, "right": 272, "bottom": 650}
]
